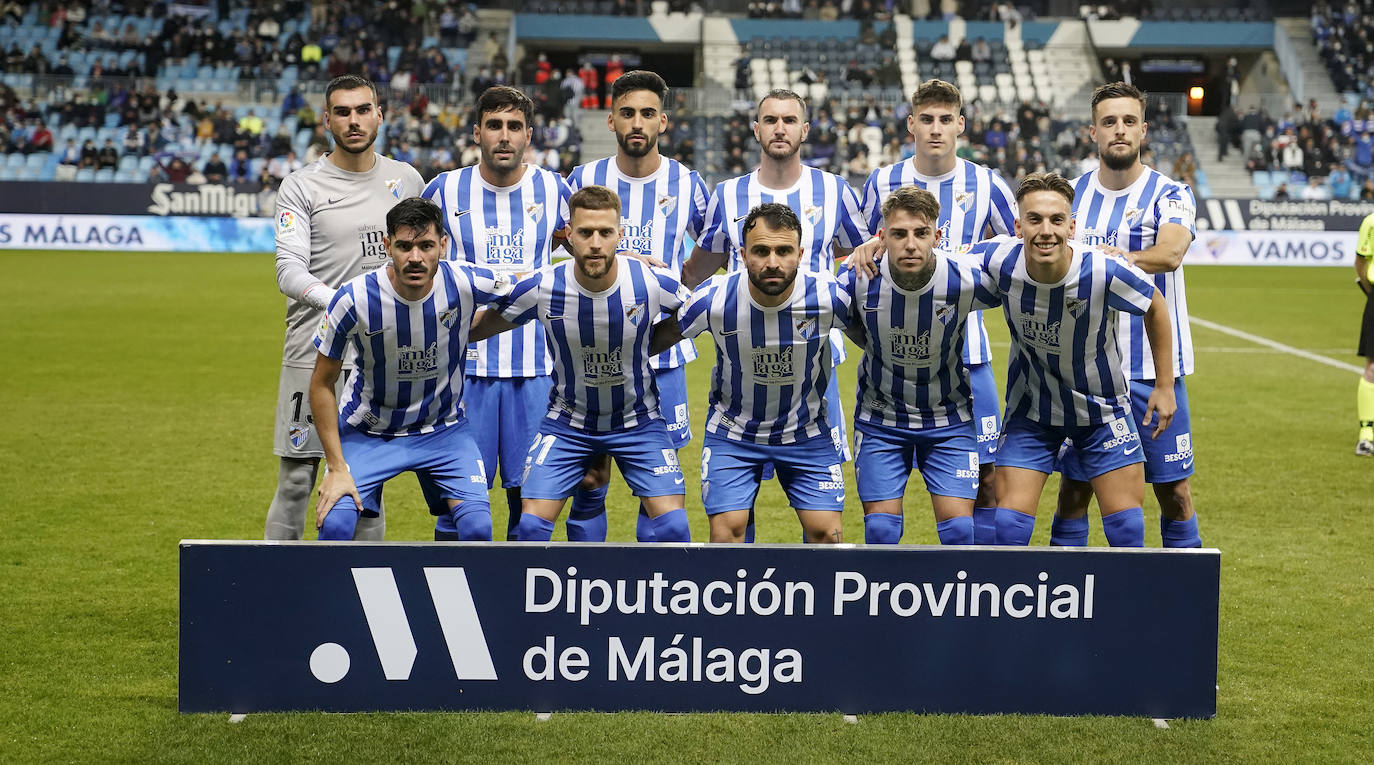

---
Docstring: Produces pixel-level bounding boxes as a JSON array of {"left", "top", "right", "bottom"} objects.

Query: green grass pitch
[{"left": 1, "top": 252, "right": 1371, "bottom": 763}]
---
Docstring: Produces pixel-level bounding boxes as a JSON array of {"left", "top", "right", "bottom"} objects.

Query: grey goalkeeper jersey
[{"left": 274, "top": 153, "right": 425, "bottom": 367}]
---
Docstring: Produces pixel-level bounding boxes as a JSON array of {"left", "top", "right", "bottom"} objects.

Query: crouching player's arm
[
  {"left": 1140, "top": 291, "right": 1177, "bottom": 439},
  {"left": 310, "top": 352, "right": 361, "bottom": 529}
]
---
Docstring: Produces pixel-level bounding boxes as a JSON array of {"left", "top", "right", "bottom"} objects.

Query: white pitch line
[{"left": 1191, "top": 317, "right": 1364, "bottom": 375}]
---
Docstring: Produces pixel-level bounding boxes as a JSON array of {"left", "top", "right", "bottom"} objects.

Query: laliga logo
[{"left": 308, "top": 567, "right": 498, "bottom": 684}]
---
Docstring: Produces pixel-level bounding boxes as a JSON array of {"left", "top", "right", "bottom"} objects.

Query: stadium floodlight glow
[{"left": 1188, "top": 86, "right": 1204, "bottom": 101}]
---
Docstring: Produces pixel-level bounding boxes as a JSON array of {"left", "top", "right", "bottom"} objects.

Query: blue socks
[
  {"left": 635, "top": 504, "right": 655, "bottom": 542},
  {"left": 863, "top": 512, "right": 903, "bottom": 544},
  {"left": 504, "top": 488, "right": 522, "bottom": 541},
  {"left": 995, "top": 507, "right": 1036, "bottom": 545},
  {"left": 1102, "top": 507, "right": 1145, "bottom": 547},
  {"left": 1161, "top": 514, "right": 1202, "bottom": 548},
  {"left": 514, "top": 513, "right": 555, "bottom": 542},
  {"left": 745, "top": 506, "right": 756, "bottom": 543},
  {"left": 565, "top": 485, "right": 609, "bottom": 542},
  {"left": 318, "top": 504, "right": 360, "bottom": 540},
  {"left": 434, "top": 501, "right": 492, "bottom": 541},
  {"left": 1050, "top": 515, "right": 1089, "bottom": 546},
  {"left": 645, "top": 508, "right": 690, "bottom": 542},
  {"left": 935, "top": 516, "right": 975, "bottom": 545},
  {"left": 972, "top": 506, "right": 998, "bottom": 544}
]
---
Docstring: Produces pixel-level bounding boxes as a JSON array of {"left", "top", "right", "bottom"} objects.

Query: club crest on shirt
[
  {"left": 954, "top": 191, "right": 975, "bottom": 212},
  {"left": 803, "top": 204, "right": 824, "bottom": 225},
  {"left": 934, "top": 303, "right": 956, "bottom": 325},
  {"left": 1125, "top": 207, "right": 1144, "bottom": 225},
  {"left": 385, "top": 178, "right": 404, "bottom": 200},
  {"left": 657, "top": 194, "right": 677, "bottom": 216},
  {"left": 625, "top": 304, "right": 645, "bottom": 326},
  {"left": 439, "top": 307, "right": 459, "bottom": 328},
  {"left": 793, "top": 316, "right": 819, "bottom": 339},
  {"left": 525, "top": 203, "right": 544, "bottom": 223},
  {"left": 288, "top": 423, "right": 311, "bottom": 449},
  {"left": 1065, "top": 297, "right": 1088, "bottom": 318}
]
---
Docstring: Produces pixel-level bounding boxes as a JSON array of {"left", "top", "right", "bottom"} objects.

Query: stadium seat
[
  {"left": 5, "top": 153, "right": 24, "bottom": 169},
  {"left": 95, "top": 168, "right": 115, "bottom": 183},
  {"left": 25, "top": 153, "right": 46, "bottom": 170},
  {"left": 75, "top": 167, "right": 96, "bottom": 182}
]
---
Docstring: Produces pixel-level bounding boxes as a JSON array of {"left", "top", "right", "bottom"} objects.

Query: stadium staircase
[
  {"left": 1041, "top": 20, "right": 1096, "bottom": 118},
  {"left": 1185, "top": 116, "right": 1257, "bottom": 197},
  {"left": 1276, "top": 17, "right": 1344, "bottom": 118}
]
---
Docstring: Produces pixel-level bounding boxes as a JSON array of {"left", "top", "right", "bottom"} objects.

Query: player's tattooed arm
[
  {"left": 1117, "top": 222, "right": 1192, "bottom": 274},
  {"left": 648, "top": 315, "right": 685, "bottom": 356},
  {"left": 841, "top": 235, "right": 885, "bottom": 277},
  {"left": 468, "top": 308, "right": 523, "bottom": 343},
  {"left": 680, "top": 245, "right": 728, "bottom": 289},
  {"left": 1140, "top": 291, "right": 1177, "bottom": 439},
  {"left": 310, "top": 353, "right": 363, "bottom": 528}
]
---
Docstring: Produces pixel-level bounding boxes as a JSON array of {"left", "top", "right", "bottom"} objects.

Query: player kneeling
[
  {"left": 839, "top": 186, "right": 1002, "bottom": 544},
  {"left": 976, "top": 173, "right": 1176, "bottom": 546},
  {"left": 475, "top": 186, "right": 692, "bottom": 542},
  {"left": 311, "top": 197, "right": 515, "bottom": 541}
]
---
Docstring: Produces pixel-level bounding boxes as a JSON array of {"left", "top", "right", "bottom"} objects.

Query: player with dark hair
[
  {"left": 1053, "top": 82, "right": 1202, "bottom": 547},
  {"left": 1356, "top": 211, "right": 1374, "bottom": 455},
  {"left": 661, "top": 203, "right": 853, "bottom": 544},
  {"left": 977, "top": 173, "right": 1175, "bottom": 547},
  {"left": 311, "top": 197, "right": 515, "bottom": 541},
  {"left": 564, "top": 70, "right": 709, "bottom": 541},
  {"left": 472, "top": 185, "right": 693, "bottom": 542},
  {"left": 848, "top": 78, "right": 1018, "bottom": 544},
  {"left": 265, "top": 74, "right": 424, "bottom": 540},
  {"left": 422, "top": 85, "right": 584, "bottom": 541},
  {"left": 839, "top": 186, "right": 1001, "bottom": 544},
  {"left": 681, "top": 88, "right": 869, "bottom": 541}
]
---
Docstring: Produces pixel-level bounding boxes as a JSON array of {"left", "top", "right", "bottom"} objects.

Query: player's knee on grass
[
  {"left": 451, "top": 499, "right": 492, "bottom": 541},
  {"left": 644, "top": 507, "right": 690, "bottom": 542},
  {"left": 1050, "top": 514, "right": 1089, "bottom": 546},
  {"left": 994, "top": 508, "right": 1036, "bottom": 545},
  {"left": 1101, "top": 507, "right": 1145, "bottom": 547},
  {"left": 1161, "top": 513, "right": 1202, "bottom": 548},
  {"left": 798, "top": 510, "right": 843, "bottom": 544},
  {"left": 935, "top": 516, "right": 974, "bottom": 545},
  {"left": 514, "top": 512, "right": 555, "bottom": 541},
  {"left": 566, "top": 485, "right": 609, "bottom": 542},
  {"left": 863, "top": 512, "right": 903, "bottom": 544}
]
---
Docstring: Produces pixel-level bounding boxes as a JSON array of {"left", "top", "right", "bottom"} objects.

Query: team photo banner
[
  {"left": 179, "top": 542, "right": 1219, "bottom": 718},
  {"left": 0, "top": 214, "right": 274, "bottom": 252}
]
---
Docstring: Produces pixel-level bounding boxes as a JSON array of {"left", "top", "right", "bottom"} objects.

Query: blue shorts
[
  {"left": 824, "top": 371, "right": 851, "bottom": 462},
  {"left": 998, "top": 413, "right": 1144, "bottom": 479},
  {"left": 1058, "top": 378, "right": 1194, "bottom": 484},
  {"left": 521, "top": 418, "right": 685, "bottom": 500},
  {"left": 463, "top": 375, "right": 552, "bottom": 488},
  {"left": 854, "top": 420, "right": 980, "bottom": 502},
  {"left": 333, "top": 419, "right": 489, "bottom": 515},
  {"left": 968, "top": 362, "right": 1001, "bottom": 465},
  {"left": 700, "top": 430, "right": 846, "bottom": 515},
  {"left": 655, "top": 364, "right": 693, "bottom": 450}
]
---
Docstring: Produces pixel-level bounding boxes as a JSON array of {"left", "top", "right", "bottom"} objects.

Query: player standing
[
  {"left": 665, "top": 203, "right": 853, "bottom": 543},
  {"left": 1054, "top": 83, "right": 1202, "bottom": 547},
  {"left": 564, "top": 70, "right": 709, "bottom": 541},
  {"left": 421, "top": 85, "right": 584, "bottom": 540},
  {"left": 476, "top": 186, "right": 693, "bottom": 542},
  {"left": 839, "top": 186, "right": 1001, "bottom": 544},
  {"left": 682, "top": 89, "right": 869, "bottom": 540},
  {"left": 978, "top": 173, "right": 1176, "bottom": 546},
  {"left": 851, "top": 79, "right": 1018, "bottom": 544},
  {"left": 1355, "top": 211, "right": 1374, "bottom": 455},
  {"left": 311, "top": 198, "right": 510, "bottom": 541},
  {"left": 266, "top": 74, "right": 424, "bottom": 540}
]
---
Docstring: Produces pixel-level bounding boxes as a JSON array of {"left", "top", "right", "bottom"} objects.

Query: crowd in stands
[
  {"left": 1311, "top": 1, "right": 1374, "bottom": 100},
  {"left": 1217, "top": 98, "right": 1374, "bottom": 200}
]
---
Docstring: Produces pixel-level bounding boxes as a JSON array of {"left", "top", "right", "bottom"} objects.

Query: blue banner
[
  {"left": 179, "top": 543, "right": 1219, "bottom": 717},
  {"left": 0, "top": 214, "right": 273, "bottom": 252}
]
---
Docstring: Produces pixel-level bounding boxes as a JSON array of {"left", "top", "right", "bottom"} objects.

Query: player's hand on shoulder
[
  {"left": 843, "top": 235, "right": 885, "bottom": 277},
  {"left": 1097, "top": 244, "right": 1131, "bottom": 264},
  {"left": 620, "top": 251, "right": 669, "bottom": 269}
]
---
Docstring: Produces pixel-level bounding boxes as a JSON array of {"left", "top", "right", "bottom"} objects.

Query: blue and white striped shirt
[
  {"left": 567, "top": 156, "right": 708, "bottom": 370},
  {"left": 422, "top": 164, "right": 572, "bottom": 378},
  {"left": 698, "top": 167, "right": 870, "bottom": 273},
  {"left": 679, "top": 269, "right": 852, "bottom": 444},
  {"left": 314, "top": 261, "right": 515, "bottom": 436},
  {"left": 860, "top": 157, "right": 1018, "bottom": 366},
  {"left": 1071, "top": 167, "right": 1196, "bottom": 380},
  {"left": 499, "top": 258, "right": 691, "bottom": 433},
  {"left": 977, "top": 237, "right": 1157, "bottom": 427},
  {"left": 839, "top": 254, "right": 1002, "bottom": 429}
]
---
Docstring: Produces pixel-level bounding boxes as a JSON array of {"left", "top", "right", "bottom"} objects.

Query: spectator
[
  {"left": 1274, "top": 181, "right": 1291, "bottom": 200},
  {"left": 26, "top": 119, "right": 53, "bottom": 154},
  {"left": 57, "top": 138, "right": 80, "bottom": 165},
  {"left": 97, "top": 139, "right": 120, "bottom": 170},
  {"left": 228, "top": 148, "right": 253, "bottom": 182},
  {"left": 79, "top": 138, "right": 99, "bottom": 168},
  {"left": 268, "top": 150, "right": 303, "bottom": 180},
  {"left": 1301, "top": 175, "right": 1331, "bottom": 200},
  {"left": 1172, "top": 150, "right": 1198, "bottom": 188},
  {"left": 930, "top": 35, "right": 955, "bottom": 61},
  {"left": 972, "top": 37, "right": 992, "bottom": 63},
  {"left": 238, "top": 109, "right": 264, "bottom": 137},
  {"left": 203, "top": 152, "right": 228, "bottom": 184},
  {"left": 1331, "top": 166, "right": 1354, "bottom": 198},
  {"left": 1361, "top": 178, "right": 1374, "bottom": 200}
]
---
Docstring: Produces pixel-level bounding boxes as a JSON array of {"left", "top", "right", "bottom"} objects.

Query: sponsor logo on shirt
[
  {"left": 581, "top": 346, "right": 625, "bottom": 386},
  {"left": 889, "top": 329, "right": 933, "bottom": 367},
  {"left": 818, "top": 463, "right": 844, "bottom": 491},
  {"left": 483, "top": 226, "right": 530, "bottom": 267},
  {"left": 652, "top": 448, "right": 682, "bottom": 476},
  {"left": 397, "top": 342, "right": 440, "bottom": 380},
  {"left": 956, "top": 451, "right": 979, "bottom": 479},
  {"left": 1018, "top": 317, "right": 1062, "bottom": 352},
  {"left": 1100, "top": 416, "right": 1140, "bottom": 450},
  {"left": 278, "top": 211, "right": 296, "bottom": 233},
  {"left": 1164, "top": 432, "right": 1195, "bottom": 463},
  {"left": 750, "top": 345, "right": 796, "bottom": 384},
  {"left": 620, "top": 218, "right": 656, "bottom": 254}
]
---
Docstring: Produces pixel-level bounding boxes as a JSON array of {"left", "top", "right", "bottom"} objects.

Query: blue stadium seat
[
  {"left": 138, "top": 155, "right": 155, "bottom": 173},
  {"left": 118, "top": 154, "right": 137, "bottom": 171},
  {"left": 25, "top": 152, "right": 46, "bottom": 169},
  {"left": 95, "top": 168, "right": 115, "bottom": 182},
  {"left": 75, "top": 167, "right": 96, "bottom": 182},
  {"left": 5, "top": 153, "right": 24, "bottom": 169},
  {"left": 0, "top": 166, "right": 16, "bottom": 182}
]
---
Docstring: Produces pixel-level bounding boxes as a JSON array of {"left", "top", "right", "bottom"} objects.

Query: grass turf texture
[{"left": 1, "top": 253, "right": 1371, "bottom": 763}]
